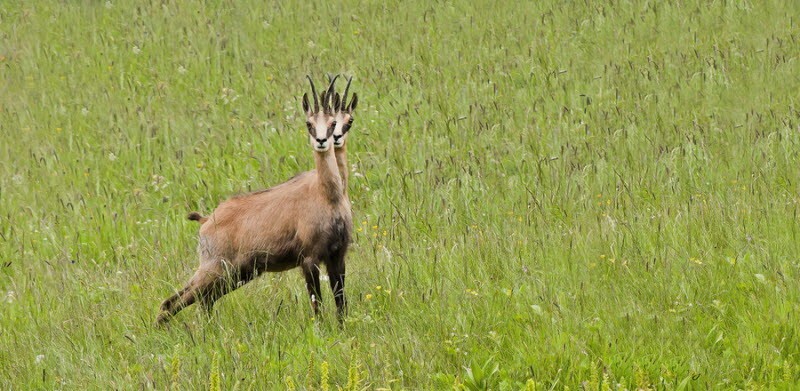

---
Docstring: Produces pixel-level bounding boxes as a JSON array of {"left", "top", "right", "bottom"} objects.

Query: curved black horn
[
  {"left": 325, "top": 74, "right": 340, "bottom": 111},
  {"left": 341, "top": 76, "right": 353, "bottom": 111},
  {"left": 326, "top": 74, "right": 340, "bottom": 95},
  {"left": 306, "top": 75, "right": 319, "bottom": 112}
]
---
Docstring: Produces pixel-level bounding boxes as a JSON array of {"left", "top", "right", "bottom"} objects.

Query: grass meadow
[{"left": 1, "top": 0, "right": 800, "bottom": 389}]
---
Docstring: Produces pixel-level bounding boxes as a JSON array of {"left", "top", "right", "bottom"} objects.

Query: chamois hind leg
[
  {"left": 156, "top": 285, "right": 198, "bottom": 325},
  {"left": 155, "top": 264, "right": 224, "bottom": 325},
  {"left": 302, "top": 258, "right": 323, "bottom": 317},
  {"left": 158, "top": 286, "right": 189, "bottom": 315},
  {"left": 327, "top": 256, "right": 347, "bottom": 322},
  {"left": 197, "top": 270, "right": 238, "bottom": 318}
]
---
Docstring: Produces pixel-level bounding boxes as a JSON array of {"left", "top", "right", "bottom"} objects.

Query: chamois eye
[
  {"left": 348, "top": 118, "right": 354, "bottom": 125},
  {"left": 330, "top": 121, "right": 337, "bottom": 129}
]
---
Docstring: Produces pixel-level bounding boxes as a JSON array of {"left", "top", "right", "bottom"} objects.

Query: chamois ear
[
  {"left": 348, "top": 93, "right": 358, "bottom": 112},
  {"left": 302, "top": 93, "right": 310, "bottom": 113}
]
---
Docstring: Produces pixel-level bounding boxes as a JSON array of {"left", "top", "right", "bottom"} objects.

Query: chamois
[
  {"left": 156, "top": 76, "right": 352, "bottom": 325},
  {"left": 329, "top": 76, "right": 359, "bottom": 194}
]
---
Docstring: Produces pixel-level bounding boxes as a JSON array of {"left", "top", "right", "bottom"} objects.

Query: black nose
[
  {"left": 333, "top": 134, "right": 342, "bottom": 141},
  {"left": 316, "top": 138, "right": 327, "bottom": 144}
]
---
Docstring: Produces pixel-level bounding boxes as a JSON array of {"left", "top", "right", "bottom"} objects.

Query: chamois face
[
  {"left": 331, "top": 104, "right": 355, "bottom": 149},
  {"left": 331, "top": 77, "right": 359, "bottom": 149},
  {"left": 306, "top": 111, "right": 335, "bottom": 152},
  {"left": 301, "top": 75, "right": 338, "bottom": 152}
]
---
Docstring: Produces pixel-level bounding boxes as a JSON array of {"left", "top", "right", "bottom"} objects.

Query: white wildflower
[{"left": 220, "top": 87, "right": 239, "bottom": 104}]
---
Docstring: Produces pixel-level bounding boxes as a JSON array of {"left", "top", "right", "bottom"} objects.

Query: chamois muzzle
[{"left": 314, "top": 137, "right": 331, "bottom": 152}]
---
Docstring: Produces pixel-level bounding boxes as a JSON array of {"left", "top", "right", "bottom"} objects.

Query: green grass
[{"left": 1, "top": 0, "right": 799, "bottom": 389}]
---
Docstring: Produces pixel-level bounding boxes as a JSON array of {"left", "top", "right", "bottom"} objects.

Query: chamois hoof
[{"left": 154, "top": 312, "right": 172, "bottom": 327}]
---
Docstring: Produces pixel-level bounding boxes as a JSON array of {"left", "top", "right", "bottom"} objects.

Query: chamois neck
[
  {"left": 335, "top": 145, "right": 348, "bottom": 195},
  {"left": 314, "top": 148, "right": 343, "bottom": 203}
]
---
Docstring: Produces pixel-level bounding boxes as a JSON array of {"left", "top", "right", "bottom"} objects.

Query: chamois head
[
  {"left": 302, "top": 75, "right": 339, "bottom": 152},
  {"left": 330, "top": 76, "right": 359, "bottom": 149}
]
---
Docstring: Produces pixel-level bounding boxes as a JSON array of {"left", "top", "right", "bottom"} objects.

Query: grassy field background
[{"left": 1, "top": 0, "right": 800, "bottom": 389}]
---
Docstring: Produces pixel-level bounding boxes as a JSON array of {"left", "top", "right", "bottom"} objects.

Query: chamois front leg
[
  {"left": 327, "top": 257, "right": 347, "bottom": 322},
  {"left": 302, "top": 259, "right": 323, "bottom": 317}
]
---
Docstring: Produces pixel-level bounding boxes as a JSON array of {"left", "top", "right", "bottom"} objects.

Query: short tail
[{"left": 187, "top": 212, "right": 208, "bottom": 224}]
